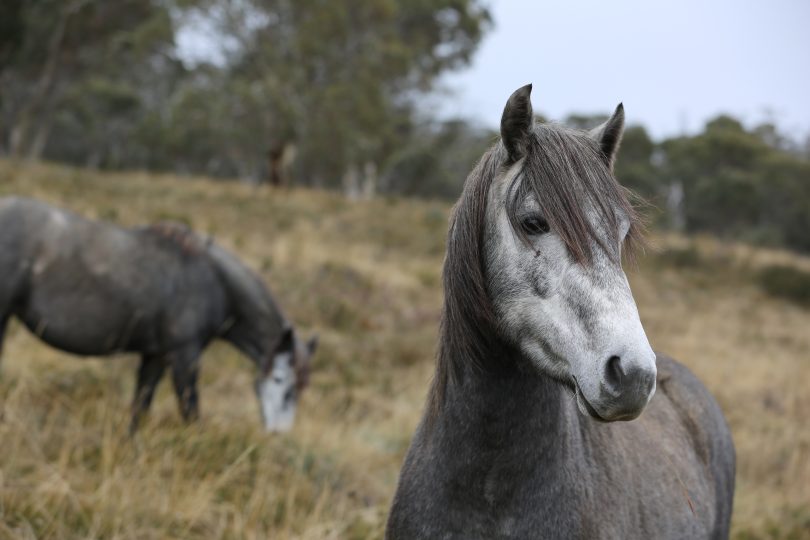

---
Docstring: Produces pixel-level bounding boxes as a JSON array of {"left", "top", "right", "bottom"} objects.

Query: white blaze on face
[
  {"left": 257, "top": 352, "right": 297, "bottom": 432},
  {"left": 485, "top": 165, "right": 657, "bottom": 420}
]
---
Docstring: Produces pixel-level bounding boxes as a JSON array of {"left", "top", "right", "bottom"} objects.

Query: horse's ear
[
  {"left": 278, "top": 326, "right": 294, "bottom": 352},
  {"left": 500, "top": 83, "right": 534, "bottom": 162},
  {"left": 589, "top": 103, "right": 625, "bottom": 170},
  {"left": 307, "top": 334, "right": 318, "bottom": 355}
]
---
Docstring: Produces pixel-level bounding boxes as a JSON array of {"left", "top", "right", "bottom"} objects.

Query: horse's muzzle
[{"left": 573, "top": 352, "right": 657, "bottom": 422}]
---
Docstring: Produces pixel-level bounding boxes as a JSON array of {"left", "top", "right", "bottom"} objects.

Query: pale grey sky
[{"left": 436, "top": 0, "right": 810, "bottom": 140}]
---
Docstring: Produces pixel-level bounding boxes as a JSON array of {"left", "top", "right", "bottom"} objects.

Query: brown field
[{"left": 0, "top": 160, "right": 808, "bottom": 539}]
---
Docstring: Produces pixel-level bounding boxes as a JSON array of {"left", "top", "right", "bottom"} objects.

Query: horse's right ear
[
  {"left": 307, "top": 334, "right": 318, "bottom": 355},
  {"left": 589, "top": 103, "right": 625, "bottom": 170},
  {"left": 500, "top": 83, "right": 534, "bottom": 163}
]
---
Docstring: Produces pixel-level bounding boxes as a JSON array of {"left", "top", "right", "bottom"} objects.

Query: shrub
[
  {"left": 757, "top": 265, "right": 810, "bottom": 308},
  {"left": 654, "top": 245, "right": 704, "bottom": 269}
]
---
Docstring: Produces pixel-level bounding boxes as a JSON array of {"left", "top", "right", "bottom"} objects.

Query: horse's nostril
[{"left": 605, "top": 355, "right": 624, "bottom": 390}]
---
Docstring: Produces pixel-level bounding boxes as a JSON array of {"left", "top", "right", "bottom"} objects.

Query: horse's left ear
[
  {"left": 589, "top": 103, "right": 625, "bottom": 170},
  {"left": 307, "top": 335, "right": 318, "bottom": 355}
]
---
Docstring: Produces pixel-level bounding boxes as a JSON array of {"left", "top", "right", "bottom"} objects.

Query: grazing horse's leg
[
  {"left": 169, "top": 345, "right": 202, "bottom": 423},
  {"left": 130, "top": 355, "right": 167, "bottom": 434}
]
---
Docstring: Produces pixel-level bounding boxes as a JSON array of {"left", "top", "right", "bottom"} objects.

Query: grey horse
[
  {"left": 0, "top": 197, "right": 317, "bottom": 433},
  {"left": 386, "top": 85, "right": 735, "bottom": 539}
]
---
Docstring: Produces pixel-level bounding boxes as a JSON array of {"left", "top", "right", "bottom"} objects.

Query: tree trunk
[
  {"left": 266, "top": 141, "right": 296, "bottom": 187},
  {"left": 9, "top": 0, "right": 89, "bottom": 159},
  {"left": 24, "top": 105, "right": 56, "bottom": 161},
  {"left": 361, "top": 161, "right": 377, "bottom": 199},
  {"left": 666, "top": 181, "right": 686, "bottom": 231},
  {"left": 342, "top": 164, "right": 360, "bottom": 200}
]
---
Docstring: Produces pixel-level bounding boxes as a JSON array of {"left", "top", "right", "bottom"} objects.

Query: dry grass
[{"left": 0, "top": 160, "right": 808, "bottom": 539}]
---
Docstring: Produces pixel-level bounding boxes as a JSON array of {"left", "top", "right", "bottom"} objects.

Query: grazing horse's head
[
  {"left": 256, "top": 327, "right": 317, "bottom": 432},
  {"left": 480, "top": 84, "right": 656, "bottom": 421}
]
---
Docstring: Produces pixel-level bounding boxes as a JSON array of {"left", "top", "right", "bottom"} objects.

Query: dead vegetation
[{"left": 0, "top": 161, "right": 808, "bottom": 539}]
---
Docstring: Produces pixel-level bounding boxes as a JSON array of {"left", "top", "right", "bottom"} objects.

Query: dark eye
[{"left": 521, "top": 215, "right": 550, "bottom": 235}]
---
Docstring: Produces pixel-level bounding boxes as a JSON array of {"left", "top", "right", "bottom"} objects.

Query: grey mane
[
  {"left": 140, "top": 221, "right": 289, "bottom": 336},
  {"left": 205, "top": 242, "right": 289, "bottom": 333},
  {"left": 141, "top": 221, "right": 208, "bottom": 257}
]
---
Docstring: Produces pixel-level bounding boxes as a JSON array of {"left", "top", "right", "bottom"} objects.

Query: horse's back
[
  {"left": 0, "top": 196, "right": 73, "bottom": 228},
  {"left": 0, "top": 198, "right": 227, "bottom": 356},
  {"left": 0, "top": 196, "right": 95, "bottom": 262}
]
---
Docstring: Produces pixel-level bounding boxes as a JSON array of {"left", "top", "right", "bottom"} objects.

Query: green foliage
[
  {"left": 564, "top": 113, "right": 608, "bottom": 131},
  {"left": 614, "top": 125, "right": 659, "bottom": 198},
  {"left": 757, "top": 266, "right": 810, "bottom": 308},
  {"left": 1, "top": 0, "right": 491, "bottom": 186},
  {"left": 0, "top": 0, "right": 24, "bottom": 70},
  {"left": 383, "top": 119, "right": 495, "bottom": 199},
  {"left": 219, "top": 0, "right": 493, "bottom": 186},
  {"left": 0, "top": 0, "right": 175, "bottom": 161},
  {"left": 653, "top": 245, "right": 705, "bottom": 269},
  {"left": 656, "top": 116, "right": 810, "bottom": 253}
]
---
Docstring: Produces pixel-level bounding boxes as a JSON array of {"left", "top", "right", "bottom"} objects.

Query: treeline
[
  {"left": 0, "top": 0, "right": 492, "bottom": 189},
  {"left": 395, "top": 113, "right": 810, "bottom": 254},
  {"left": 611, "top": 115, "right": 810, "bottom": 254},
  {"left": 1, "top": 1, "right": 809, "bottom": 254}
]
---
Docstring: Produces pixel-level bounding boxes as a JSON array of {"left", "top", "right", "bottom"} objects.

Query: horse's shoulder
[
  {"left": 655, "top": 353, "right": 713, "bottom": 412},
  {"left": 653, "top": 352, "right": 730, "bottom": 462},
  {"left": 655, "top": 353, "right": 705, "bottom": 392}
]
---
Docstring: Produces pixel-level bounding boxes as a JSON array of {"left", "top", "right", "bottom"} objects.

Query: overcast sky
[{"left": 435, "top": 0, "right": 810, "bottom": 140}]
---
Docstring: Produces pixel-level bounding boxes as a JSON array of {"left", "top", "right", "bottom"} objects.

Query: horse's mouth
[{"left": 571, "top": 377, "right": 609, "bottom": 422}]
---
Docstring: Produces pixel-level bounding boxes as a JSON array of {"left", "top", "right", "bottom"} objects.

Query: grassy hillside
[{"left": 0, "top": 160, "right": 808, "bottom": 539}]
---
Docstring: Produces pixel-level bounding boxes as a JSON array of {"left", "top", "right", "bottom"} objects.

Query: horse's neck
[
  {"left": 220, "top": 292, "right": 286, "bottom": 366},
  {"left": 222, "top": 315, "right": 273, "bottom": 364},
  {"left": 431, "top": 349, "right": 576, "bottom": 482},
  {"left": 206, "top": 243, "right": 286, "bottom": 361}
]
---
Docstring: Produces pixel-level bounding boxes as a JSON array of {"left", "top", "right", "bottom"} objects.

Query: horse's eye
[{"left": 521, "top": 216, "right": 550, "bottom": 235}]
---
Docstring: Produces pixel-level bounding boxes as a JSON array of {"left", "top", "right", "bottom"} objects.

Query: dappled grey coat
[{"left": 0, "top": 196, "right": 308, "bottom": 432}]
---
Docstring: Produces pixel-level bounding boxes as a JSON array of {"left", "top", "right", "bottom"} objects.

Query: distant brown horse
[
  {"left": 266, "top": 141, "right": 295, "bottom": 187},
  {"left": 387, "top": 85, "right": 735, "bottom": 539},
  {"left": 0, "top": 197, "right": 317, "bottom": 433}
]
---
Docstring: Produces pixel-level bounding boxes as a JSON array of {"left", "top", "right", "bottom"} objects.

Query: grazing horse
[
  {"left": 386, "top": 85, "right": 735, "bottom": 539},
  {"left": 0, "top": 197, "right": 317, "bottom": 433}
]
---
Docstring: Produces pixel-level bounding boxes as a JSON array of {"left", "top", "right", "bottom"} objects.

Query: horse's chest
[
  {"left": 423, "top": 445, "right": 589, "bottom": 537},
  {"left": 479, "top": 466, "right": 588, "bottom": 536}
]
